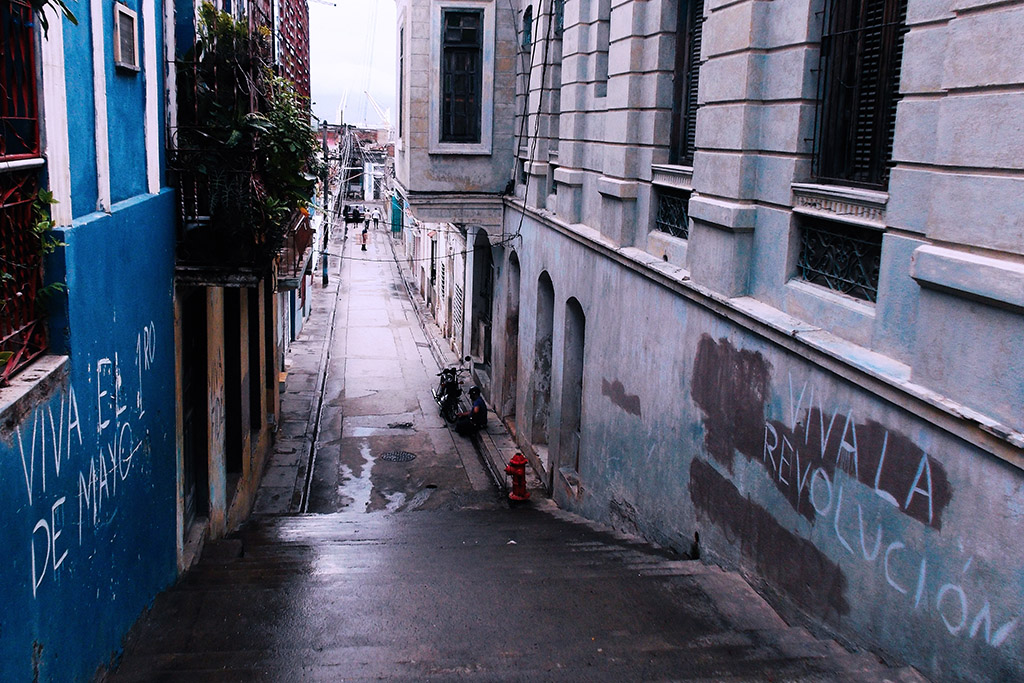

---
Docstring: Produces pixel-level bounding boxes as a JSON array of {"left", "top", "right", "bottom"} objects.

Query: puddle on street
[
  {"left": 348, "top": 426, "right": 398, "bottom": 437},
  {"left": 338, "top": 441, "right": 375, "bottom": 512}
]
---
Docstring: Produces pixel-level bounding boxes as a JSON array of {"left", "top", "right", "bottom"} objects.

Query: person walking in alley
[
  {"left": 361, "top": 225, "right": 368, "bottom": 251},
  {"left": 454, "top": 386, "right": 487, "bottom": 436},
  {"left": 372, "top": 207, "right": 381, "bottom": 230}
]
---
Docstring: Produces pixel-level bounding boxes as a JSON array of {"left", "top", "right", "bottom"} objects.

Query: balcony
[{"left": 170, "top": 3, "right": 320, "bottom": 287}]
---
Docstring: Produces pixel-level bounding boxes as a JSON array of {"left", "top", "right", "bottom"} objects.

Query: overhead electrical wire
[{"left": 504, "top": 0, "right": 558, "bottom": 248}]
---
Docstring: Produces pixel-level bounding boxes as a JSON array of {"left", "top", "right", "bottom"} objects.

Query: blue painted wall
[
  {"left": 63, "top": 10, "right": 98, "bottom": 218},
  {"left": 0, "top": 191, "right": 178, "bottom": 681},
  {"left": 106, "top": 0, "right": 149, "bottom": 204}
]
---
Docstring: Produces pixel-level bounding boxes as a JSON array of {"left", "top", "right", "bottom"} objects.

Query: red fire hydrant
[{"left": 505, "top": 453, "right": 531, "bottom": 501}]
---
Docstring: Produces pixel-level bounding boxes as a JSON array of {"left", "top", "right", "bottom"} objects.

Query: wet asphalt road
[
  {"left": 107, "top": 221, "right": 924, "bottom": 682},
  {"left": 303, "top": 220, "right": 499, "bottom": 514}
]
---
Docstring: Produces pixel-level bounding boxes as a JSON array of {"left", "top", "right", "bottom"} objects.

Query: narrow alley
[{"left": 106, "top": 223, "right": 925, "bottom": 682}]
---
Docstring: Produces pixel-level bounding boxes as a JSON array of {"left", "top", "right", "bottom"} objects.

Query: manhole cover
[{"left": 380, "top": 451, "right": 417, "bottom": 462}]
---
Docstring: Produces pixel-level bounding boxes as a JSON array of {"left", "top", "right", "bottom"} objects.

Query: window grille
[
  {"left": 1, "top": 0, "right": 40, "bottom": 160},
  {"left": 655, "top": 189, "right": 691, "bottom": 239},
  {"left": 1, "top": 172, "right": 48, "bottom": 382},
  {"left": 670, "top": 0, "right": 703, "bottom": 165},
  {"left": 812, "top": 0, "right": 907, "bottom": 188},
  {"left": 2, "top": 1, "right": 47, "bottom": 383},
  {"left": 797, "top": 216, "right": 882, "bottom": 302},
  {"left": 440, "top": 9, "right": 483, "bottom": 143}
]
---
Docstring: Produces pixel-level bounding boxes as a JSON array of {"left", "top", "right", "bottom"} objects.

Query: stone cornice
[{"left": 791, "top": 182, "right": 889, "bottom": 229}]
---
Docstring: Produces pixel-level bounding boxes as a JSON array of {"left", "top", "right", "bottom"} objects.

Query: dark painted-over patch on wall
[
  {"left": 602, "top": 378, "right": 642, "bottom": 417},
  {"left": 690, "top": 458, "right": 850, "bottom": 617},
  {"left": 691, "top": 335, "right": 953, "bottom": 530},
  {"left": 691, "top": 335, "right": 770, "bottom": 471}
]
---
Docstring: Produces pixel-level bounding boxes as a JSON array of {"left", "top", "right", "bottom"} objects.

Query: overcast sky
[{"left": 309, "top": 0, "right": 397, "bottom": 127}]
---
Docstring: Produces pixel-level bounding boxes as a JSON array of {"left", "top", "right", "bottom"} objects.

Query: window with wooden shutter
[
  {"left": 440, "top": 9, "right": 483, "bottom": 144},
  {"left": 670, "top": 0, "right": 703, "bottom": 166},
  {"left": 812, "top": 0, "right": 907, "bottom": 188}
]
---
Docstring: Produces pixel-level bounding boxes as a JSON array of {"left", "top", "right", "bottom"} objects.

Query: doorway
[
  {"left": 530, "top": 272, "right": 554, "bottom": 473},
  {"left": 502, "top": 252, "right": 521, "bottom": 428},
  {"left": 559, "top": 298, "right": 586, "bottom": 475}
]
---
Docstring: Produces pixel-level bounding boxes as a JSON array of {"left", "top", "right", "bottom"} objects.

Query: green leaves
[
  {"left": 28, "top": 0, "right": 78, "bottom": 37},
  {"left": 178, "top": 4, "right": 324, "bottom": 264}
]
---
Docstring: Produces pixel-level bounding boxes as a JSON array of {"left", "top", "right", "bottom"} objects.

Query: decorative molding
[
  {"left": 597, "top": 176, "right": 638, "bottom": 200},
  {"left": 428, "top": 0, "right": 495, "bottom": 156},
  {"left": 651, "top": 164, "right": 693, "bottom": 192},
  {"left": 911, "top": 245, "right": 1024, "bottom": 313},
  {"left": 403, "top": 190, "right": 505, "bottom": 227},
  {"left": 39, "top": 8, "right": 72, "bottom": 225},
  {"left": 689, "top": 195, "right": 756, "bottom": 233},
  {"left": 526, "top": 161, "right": 549, "bottom": 176},
  {"left": 143, "top": 0, "right": 160, "bottom": 192},
  {"left": 91, "top": 0, "right": 111, "bottom": 212},
  {"left": 791, "top": 182, "right": 888, "bottom": 230},
  {"left": 553, "top": 167, "right": 584, "bottom": 187}
]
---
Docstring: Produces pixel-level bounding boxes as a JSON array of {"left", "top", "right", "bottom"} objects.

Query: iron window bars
[
  {"left": 797, "top": 216, "right": 882, "bottom": 302},
  {"left": 655, "top": 188, "right": 691, "bottom": 240},
  {"left": 1, "top": 0, "right": 39, "bottom": 160},
  {"left": 440, "top": 9, "right": 483, "bottom": 144},
  {"left": 812, "top": 0, "right": 908, "bottom": 188},
  {"left": 1, "top": 0, "right": 47, "bottom": 382},
  {"left": 670, "top": 0, "right": 704, "bottom": 166}
]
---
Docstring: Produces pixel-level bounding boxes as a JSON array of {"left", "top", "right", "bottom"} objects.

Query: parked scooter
[{"left": 433, "top": 356, "right": 472, "bottom": 423}]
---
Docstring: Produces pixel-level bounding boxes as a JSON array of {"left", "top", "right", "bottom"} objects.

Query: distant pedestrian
[
  {"left": 372, "top": 208, "right": 381, "bottom": 230},
  {"left": 361, "top": 225, "right": 368, "bottom": 251}
]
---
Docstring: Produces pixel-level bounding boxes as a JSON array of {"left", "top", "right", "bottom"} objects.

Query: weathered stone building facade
[{"left": 395, "top": 0, "right": 1024, "bottom": 679}]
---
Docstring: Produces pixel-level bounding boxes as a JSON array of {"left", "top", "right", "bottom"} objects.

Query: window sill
[
  {"left": 791, "top": 182, "right": 888, "bottom": 230},
  {"left": 428, "top": 142, "right": 493, "bottom": 156},
  {"left": 647, "top": 230, "right": 689, "bottom": 269},
  {"left": 0, "top": 355, "right": 69, "bottom": 427},
  {"left": 784, "top": 279, "right": 875, "bottom": 348}
]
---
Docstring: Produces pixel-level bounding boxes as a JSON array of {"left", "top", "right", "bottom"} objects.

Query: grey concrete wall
[
  {"left": 403, "top": 0, "right": 1024, "bottom": 678},
  {"left": 500, "top": 208, "right": 1023, "bottom": 682},
  {"left": 395, "top": 0, "right": 519, "bottom": 197}
]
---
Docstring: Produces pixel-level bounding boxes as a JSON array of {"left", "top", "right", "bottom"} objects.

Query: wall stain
[
  {"left": 601, "top": 378, "right": 642, "bottom": 417},
  {"left": 691, "top": 335, "right": 771, "bottom": 472},
  {"left": 690, "top": 458, "right": 850, "bottom": 617}
]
